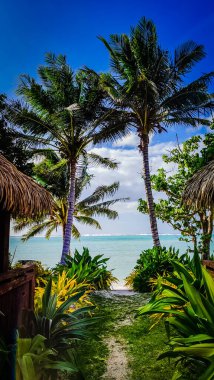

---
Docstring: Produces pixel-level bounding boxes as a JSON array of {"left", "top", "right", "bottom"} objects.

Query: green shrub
[
  {"left": 139, "top": 250, "right": 214, "bottom": 379},
  {"left": 16, "top": 334, "right": 77, "bottom": 380},
  {"left": 125, "top": 246, "right": 189, "bottom": 292},
  {"left": 24, "top": 278, "right": 96, "bottom": 350},
  {"left": 54, "top": 247, "right": 117, "bottom": 290}
]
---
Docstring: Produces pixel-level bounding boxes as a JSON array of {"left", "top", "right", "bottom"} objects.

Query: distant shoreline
[{"left": 10, "top": 233, "right": 183, "bottom": 238}]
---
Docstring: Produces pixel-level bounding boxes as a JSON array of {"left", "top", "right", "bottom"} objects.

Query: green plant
[
  {"left": 139, "top": 251, "right": 214, "bottom": 379},
  {"left": 29, "top": 277, "right": 96, "bottom": 353},
  {"left": 16, "top": 334, "right": 77, "bottom": 380},
  {"left": 125, "top": 246, "right": 187, "bottom": 292},
  {"left": 34, "top": 270, "right": 92, "bottom": 310},
  {"left": 54, "top": 247, "right": 118, "bottom": 290}
]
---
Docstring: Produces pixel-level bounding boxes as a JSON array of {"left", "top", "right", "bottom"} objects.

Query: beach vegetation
[
  {"left": 139, "top": 250, "right": 214, "bottom": 379},
  {"left": 54, "top": 247, "right": 117, "bottom": 290},
  {"left": 15, "top": 276, "right": 97, "bottom": 379},
  {"left": 97, "top": 17, "right": 214, "bottom": 246},
  {"left": 16, "top": 334, "right": 77, "bottom": 380},
  {"left": 34, "top": 270, "right": 92, "bottom": 310},
  {"left": 125, "top": 246, "right": 188, "bottom": 292},
  {"left": 139, "top": 133, "right": 214, "bottom": 258}
]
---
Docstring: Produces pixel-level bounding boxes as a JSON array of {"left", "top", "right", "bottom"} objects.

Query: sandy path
[{"left": 102, "top": 337, "right": 130, "bottom": 380}]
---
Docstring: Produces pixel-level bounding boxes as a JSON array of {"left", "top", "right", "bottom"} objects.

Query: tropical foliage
[
  {"left": 16, "top": 334, "right": 76, "bottom": 380},
  {"left": 25, "top": 278, "right": 96, "bottom": 352},
  {"left": 6, "top": 53, "right": 128, "bottom": 262},
  {"left": 54, "top": 247, "right": 117, "bottom": 290},
  {"left": 139, "top": 133, "right": 214, "bottom": 258},
  {"left": 125, "top": 246, "right": 188, "bottom": 292},
  {"left": 0, "top": 96, "right": 34, "bottom": 176},
  {"left": 98, "top": 17, "right": 214, "bottom": 245},
  {"left": 139, "top": 251, "right": 214, "bottom": 379},
  {"left": 34, "top": 270, "right": 92, "bottom": 310}
]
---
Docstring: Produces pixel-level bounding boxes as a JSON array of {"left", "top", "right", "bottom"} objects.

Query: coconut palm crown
[
  {"left": 97, "top": 17, "right": 214, "bottom": 246},
  {"left": 6, "top": 53, "right": 129, "bottom": 263}
]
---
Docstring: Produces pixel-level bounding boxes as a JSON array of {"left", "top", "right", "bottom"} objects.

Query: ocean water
[{"left": 10, "top": 235, "right": 212, "bottom": 286}]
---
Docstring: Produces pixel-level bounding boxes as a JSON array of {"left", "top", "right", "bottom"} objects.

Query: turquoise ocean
[{"left": 9, "top": 235, "right": 214, "bottom": 287}]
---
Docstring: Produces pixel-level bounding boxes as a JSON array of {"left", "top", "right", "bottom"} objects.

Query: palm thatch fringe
[
  {"left": 183, "top": 160, "right": 214, "bottom": 210},
  {"left": 0, "top": 154, "right": 53, "bottom": 217}
]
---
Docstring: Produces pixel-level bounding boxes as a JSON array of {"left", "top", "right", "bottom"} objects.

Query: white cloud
[{"left": 113, "top": 132, "right": 139, "bottom": 147}]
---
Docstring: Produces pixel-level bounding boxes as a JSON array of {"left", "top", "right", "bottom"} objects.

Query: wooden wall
[{"left": 0, "top": 265, "right": 35, "bottom": 343}]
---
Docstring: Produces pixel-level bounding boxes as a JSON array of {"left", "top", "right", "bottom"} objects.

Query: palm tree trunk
[
  {"left": 140, "top": 135, "right": 161, "bottom": 246},
  {"left": 61, "top": 160, "right": 76, "bottom": 263},
  {"left": 200, "top": 209, "right": 213, "bottom": 260}
]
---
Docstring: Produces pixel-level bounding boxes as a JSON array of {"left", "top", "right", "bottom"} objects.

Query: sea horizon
[
  {"left": 10, "top": 234, "right": 213, "bottom": 288},
  {"left": 11, "top": 232, "right": 183, "bottom": 237}
]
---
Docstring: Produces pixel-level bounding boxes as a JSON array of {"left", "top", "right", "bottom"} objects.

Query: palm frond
[
  {"left": 81, "top": 206, "right": 118, "bottom": 220},
  {"left": 88, "top": 153, "right": 118, "bottom": 169},
  {"left": 72, "top": 224, "right": 81, "bottom": 239},
  {"left": 21, "top": 220, "right": 54, "bottom": 241},
  {"left": 77, "top": 182, "right": 120, "bottom": 207},
  {"left": 174, "top": 41, "right": 206, "bottom": 76},
  {"left": 74, "top": 215, "right": 101, "bottom": 229}
]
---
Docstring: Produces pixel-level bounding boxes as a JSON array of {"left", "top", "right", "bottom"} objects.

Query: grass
[{"left": 68, "top": 292, "right": 201, "bottom": 380}]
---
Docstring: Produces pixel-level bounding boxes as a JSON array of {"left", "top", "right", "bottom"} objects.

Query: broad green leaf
[{"left": 202, "top": 266, "right": 214, "bottom": 304}]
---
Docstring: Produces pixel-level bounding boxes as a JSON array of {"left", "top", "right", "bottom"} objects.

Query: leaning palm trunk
[
  {"left": 140, "top": 135, "right": 160, "bottom": 246},
  {"left": 61, "top": 160, "right": 77, "bottom": 263}
]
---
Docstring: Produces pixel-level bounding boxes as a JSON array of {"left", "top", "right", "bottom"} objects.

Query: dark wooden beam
[{"left": 0, "top": 210, "right": 10, "bottom": 273}]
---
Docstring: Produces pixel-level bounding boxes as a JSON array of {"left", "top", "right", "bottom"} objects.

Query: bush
[
  {"left": 54, "top": 247, "right": 117, "bottom": 290},
  {"left": 125, "top": 246, "right": 188, "bottom": 292},
  {"left": 19, "top": 277, "right": 96, "bottom": 379},
  {"left": 139, "top": 250, "right": 214, "bottom": 379},
  {"left": 34, "top": 270, "right": 92, "bottom": 310}
]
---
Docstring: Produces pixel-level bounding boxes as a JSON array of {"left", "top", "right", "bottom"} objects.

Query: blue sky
[{"left": 2, "top": 0, "right": 214, "bottom": 235}]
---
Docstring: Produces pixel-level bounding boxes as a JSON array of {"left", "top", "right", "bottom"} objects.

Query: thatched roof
[
  {"left": 183, "top": 160, "right": 214, "bottom": 210},
  {"left": 0, "top": 154, "right": 53, "bottom": 217}
]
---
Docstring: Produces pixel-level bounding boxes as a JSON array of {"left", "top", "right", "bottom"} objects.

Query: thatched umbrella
[
  {"left": 0, "top": 154, "right": 53, "bottom": 272},
  {"left": 183, "top": 160, "right": 214, "bottom": 210}
]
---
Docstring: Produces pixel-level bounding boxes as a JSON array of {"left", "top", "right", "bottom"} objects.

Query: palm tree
[
  {"left": 6, "top": 53, "right": 128, "bottom": 262},
  {"left": 14, "top": 176, "right": 127, "bottom": 242},
  {"left": 97, "top": 17, "right": 214, "bottom": 246}
]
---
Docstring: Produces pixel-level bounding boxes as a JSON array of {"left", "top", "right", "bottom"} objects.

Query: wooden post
[{"left": 0, "top": 210, "right": 10, "bottom": 273}]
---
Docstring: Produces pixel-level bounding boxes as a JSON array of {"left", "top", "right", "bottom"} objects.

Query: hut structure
[
  {"left": 0, "top": 153, "right": 53, "bottom": 344},
  {"left": 183, "top": 160, "right": 214, "bottom": 211},
  {"left": 183, "top": 159, "right": 214, "bottom": 269}
]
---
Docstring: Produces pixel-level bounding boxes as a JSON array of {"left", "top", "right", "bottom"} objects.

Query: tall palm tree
[
  {"left": 97, "top": 17, "right": 214, "bottom": 246},
  {"left": 6, "top": 53, "right": 128, "bottom": 262},
  {"left": 14, "top": 176, "right": 127, "bottom": 242}
]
